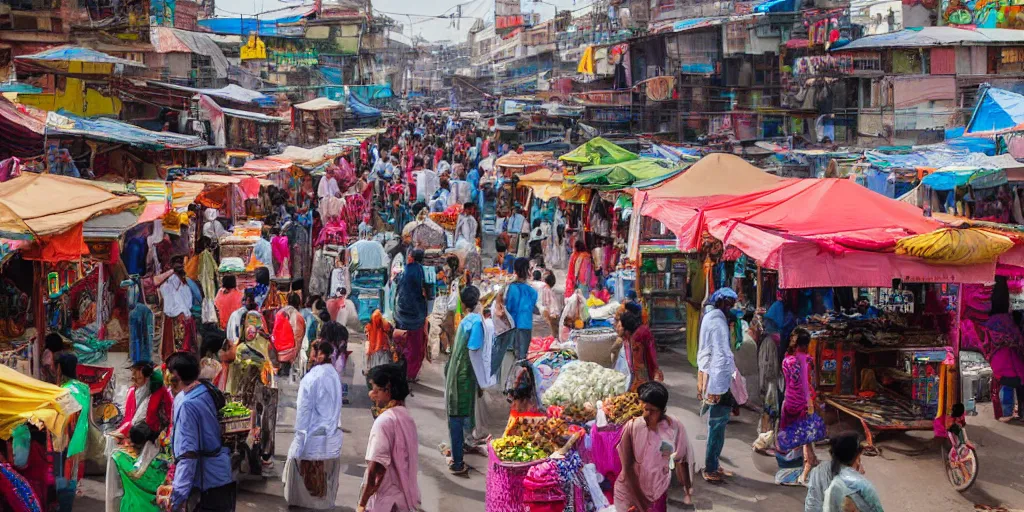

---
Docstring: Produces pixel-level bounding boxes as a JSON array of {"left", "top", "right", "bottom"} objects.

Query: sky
[{"left": 214, "top": 0, "right": 592, "bottom": 42}]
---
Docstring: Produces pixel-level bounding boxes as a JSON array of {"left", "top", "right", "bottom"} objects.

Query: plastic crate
[{"left": 351, "top": 286, "right": 383, "bottom": 325}]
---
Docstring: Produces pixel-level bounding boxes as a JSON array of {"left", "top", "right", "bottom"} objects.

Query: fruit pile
[
  {"left": 561, "top": 403, "right": 597, "bottom": 424},
  {"left": 505, "top": 416, "right": 572, "bottom": 453},
  {"left": 220, "top": 402, "right": 252, "bottom": 419},
  {"left": 492, "top": 436, "right": 549, "bottom": 462},
  {"left": 603, "top": 392, "right": 644, "bottom": 425}
]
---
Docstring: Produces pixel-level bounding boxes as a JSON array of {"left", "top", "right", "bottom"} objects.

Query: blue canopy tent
[{"left": 965, "top": 87, "right": 1024, "bottom": 134}]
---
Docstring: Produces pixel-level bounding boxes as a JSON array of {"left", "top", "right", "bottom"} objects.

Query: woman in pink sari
[
  {"left": 780, "top": 327, "right": 817, "bottom": 483},
  {"left": 359, "top": 363, "right": 420, "bottom": 512},
  {"left": 615, "top": 381, "right": 693, "bottom": 510},
  {"left": 565, "top": 240, "right": 597, "bottom": 298}
]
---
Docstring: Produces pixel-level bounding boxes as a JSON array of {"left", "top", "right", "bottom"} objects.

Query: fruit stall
[{"left": 485, "top": 360, "right": 649, "bottom": 512}]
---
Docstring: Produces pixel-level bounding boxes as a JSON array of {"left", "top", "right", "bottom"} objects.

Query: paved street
[{"left": 73, "top": 332, "right": 1024, "bottom": 511}]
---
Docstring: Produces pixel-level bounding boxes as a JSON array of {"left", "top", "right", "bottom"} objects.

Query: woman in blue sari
[{"left": 394, "top": 249, "right": 430, "bottom": 382}]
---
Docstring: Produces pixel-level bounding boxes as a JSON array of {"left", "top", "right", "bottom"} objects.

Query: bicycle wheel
[{"left": 943, "top": 440, "right": 979, "bottom": 492}]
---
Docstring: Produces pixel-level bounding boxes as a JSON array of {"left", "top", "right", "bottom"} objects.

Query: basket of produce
[
  {"left": 569, "top": 328, "right": 618, "bottom": 368},
  {"left": 486, "top": 437, "right": 548, "bottom": 512},
  {"left": 541, "top": 361, "right": 627, "bottom": 408},
  {"left": 504, "top": 415, "right": 584, "bottom": 455},
  {"left": 602, "top": 392, "right": 644, "bottom": 425},
  {"left": 220, "top": 401, "right": 253, "bottom": 434}
]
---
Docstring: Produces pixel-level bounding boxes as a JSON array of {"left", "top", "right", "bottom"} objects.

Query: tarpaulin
[
  {"left": 150, "top": 27, "right": 229, "bottom": 78},
  {"left": 517, "top": 169, "right": 563, "bottom": 201},
  {"left": 241, "top": 157, "right": 293, "bottom": 174},
  {"left": 966, "top": 87, "right": 1024, "bottom": 134},
  {"left": 347, "top": 94, "right": 382, "bottom": 119},
  {"left": 496, "top": 151, "right": 553, "bottom": 168},
  {"left": 639, "top": 153, "right": 787, "bottom": 199},
  {"left": 0, "top": 97, "right": 46, "bottom": 157},
  {"left": 293, "top": 97, "right": 344, "bottom": 111},
  {"left": 22, "top": 223, "right": 89, "bottom": 262},
  {"left": 349, "top": 84, "right": 393, "bottom": 103},
  {"left": 569, "top": 158, "right": 685, "bottom": 191},
  {"left": 643, "top": 178, "right": 947, "bottom": 274},
  {"left": 197, "top": 4, "right": 315, "bottom": 37},
  {"left": 15, "top": 46, "right": 144, "bottom": 67},
  {"left": 239, "top": 177, "right": 261, "bottom": 199},
  {"left": 0, "top": 173, "right": 142, "bottom": 238},
  {"left": 559, "top": 137, "right": 638, "bottom": 167},
  {"left": 47, "top": 111, "right": 204, "bottom": 150},
  {"left": 200, "top": 95, "right": 225, "bottom": 147}
]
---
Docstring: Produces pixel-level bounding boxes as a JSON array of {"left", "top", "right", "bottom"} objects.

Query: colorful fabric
[
  {"left": 62, "top": 379, "right": 90, "bottom": 457},
  {"left": 110, "top": 448, "right": 168, "bottom": 512},
  {"left": 780, "top": 352, "right": 811, "bottom": 432},
  {"left": 625, "top": 325, "right": 660, "bottom": 391},
  {"left": 614, "top": 416, "right": 691, "bottom": 511},
  {"left": 445, "top": 315, "right": 479, "bottom": 417},
  {"left": 159, "top": 314, "right": 196, "bottom": 361},
  {"left": 0, "top": 462, "right": 42, "bottom": 512}
]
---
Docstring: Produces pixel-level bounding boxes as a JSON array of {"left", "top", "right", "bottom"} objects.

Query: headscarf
[{"left": 709, "top": 287, "right": 738, "bottom": 304}]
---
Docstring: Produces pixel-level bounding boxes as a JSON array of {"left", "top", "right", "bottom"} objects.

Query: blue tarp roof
[
  {"left": 197, "top": 6, "right": 313, "bottom": 37},
  {"left": 754, "top": 0, "right": 798, "bottom": 13},
  {"left": 922, "top": 168, "right": 1007, "bottom": 191},
  {"left": 49, "top": 111, "right": 205, "bottom": 149},
  {"left": 347, "top": 94, "right": 381, "bottom": 119},
  {"left": 16, "top": 46, "right": 144, "bottom": 67},
  {"left": 865, "top": 144, "right": 1018, "bottom": 170},
  {"left": 965, "top": 87, "right": 1024, "bottom": 134}
]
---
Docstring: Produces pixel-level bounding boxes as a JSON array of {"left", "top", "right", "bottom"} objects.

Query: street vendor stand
[{"left": 291, "top": 98, "right": 345, "bottom": 147}]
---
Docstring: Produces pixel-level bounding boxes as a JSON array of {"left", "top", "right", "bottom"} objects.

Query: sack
[{"left": 776, "top": 413, "right": 826, "bottom": 453}]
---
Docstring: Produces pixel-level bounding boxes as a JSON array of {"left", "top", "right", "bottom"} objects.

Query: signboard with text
[{"left": 496, "top": 0, "right": 524, "bottom": 36}]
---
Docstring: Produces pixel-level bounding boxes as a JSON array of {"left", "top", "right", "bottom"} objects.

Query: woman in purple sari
[{"left": 780, "top": 328, "right": 817, "bottom": 484}]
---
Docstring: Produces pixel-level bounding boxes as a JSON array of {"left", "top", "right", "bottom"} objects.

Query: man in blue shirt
[
  {"left": 163, "top": 352, "right": 236, "bottom": 512},
  {"left": 503, "top": 257, "right": 539, "bottom": 360}
]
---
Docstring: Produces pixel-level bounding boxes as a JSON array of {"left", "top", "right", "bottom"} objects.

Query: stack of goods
[
  {"left": 220, "top": 401, "right": 253, "bottom": 433},
  {"left": 542, "top": 361, "right": 627, "bottom": 407},
  {"left": 492, "top": 436, "right": 549, "bottom": 463},
  {"left": 602, "top": 392, "right": 644, "bottom": 425},
  {"left": 504, "top": 416, "right": 582, "bottom": 454},
  {"left": 558, "top": 403, "right": 597, "bottom": 424},
  {"left": 429, "top": 204, "right": 462, "bottom": 231},
  {"left": 532, "top": 350, "right": 577, "bottom": 396}
]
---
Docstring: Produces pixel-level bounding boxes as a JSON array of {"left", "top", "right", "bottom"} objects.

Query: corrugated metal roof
[{"left": 836, "top": 27, "right": 1024, "bottom": 51}]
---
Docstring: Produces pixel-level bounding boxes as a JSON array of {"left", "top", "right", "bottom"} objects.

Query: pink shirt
[
  {"left": 614, "top": 415, "right": 691, "bottom": 511},
  {"left": 364, "top": 406, "right": 421, "bottom": 512}
]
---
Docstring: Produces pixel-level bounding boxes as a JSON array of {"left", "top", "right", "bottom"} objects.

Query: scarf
[{"left": 131, "top": 384, "right": 153, "bottom": 429}]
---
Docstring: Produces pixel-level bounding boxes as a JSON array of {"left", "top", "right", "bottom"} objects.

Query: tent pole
[{"left": 33, "top": 261, "right": 46, "bottom": 379}]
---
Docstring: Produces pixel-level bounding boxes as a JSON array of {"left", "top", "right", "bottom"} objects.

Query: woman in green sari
[{"left": 105, "top": 423, "right": 169, "bottom": 512}]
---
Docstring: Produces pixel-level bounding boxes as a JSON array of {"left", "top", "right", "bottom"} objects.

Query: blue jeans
[
  {"left": 1000, "top": 385, "right": 1023, "bottom": 418},
  {"left": 448, "top": 416, "right": 468, "bottom": 469},
  {"left": 705, "top": 402, "right": 731, "bottom": 473},
  {"left": 513, "top": 328, "right": 532, "bottom": 360}
]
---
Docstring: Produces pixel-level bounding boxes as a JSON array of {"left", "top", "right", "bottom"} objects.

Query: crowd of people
[{"left": 8, "top": 109, "right": 891, "bottom": 512}]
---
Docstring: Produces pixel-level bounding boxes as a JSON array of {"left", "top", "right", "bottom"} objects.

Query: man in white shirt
[
  {"left": 697, "top": 287, "right": 738, "bottom": 483},
  {"left": 318, "top": 167, "right": 342, "bottom": 200},
  {"left": 157, "top": 256, "right": 198, "bottom": 361}
]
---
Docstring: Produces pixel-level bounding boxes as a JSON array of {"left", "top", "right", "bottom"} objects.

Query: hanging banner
[
  {"left": 240, "top": 34, "right": 267, "bottom": 60},
  {"left": 496, "top": 0, "right": 524, "bottom": 37},
  {"left": 644, "top": 76, "right": 675, "bottom": 102}
]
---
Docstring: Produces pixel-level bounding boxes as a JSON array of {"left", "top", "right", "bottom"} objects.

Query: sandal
[
  {"left": 702, "top": 470, "right": 723, "bottom": 483},
  {"left": 713, "top": 468, "right": 735, "bottom": 478},
  {"left": 449, "top": 463, "right": 470, "bottom": 476}
]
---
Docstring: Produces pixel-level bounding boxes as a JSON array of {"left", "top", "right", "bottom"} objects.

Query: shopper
[
  {"left": 445, "top": 285, "right": 482, "bottom": 475},
  {"left": 284, "top": 341, "right": 344, "bottom": 509},
  {"left": 360, "top": 363, "right": 421, "bottom": 512},
  {"left": 805, "top": 433, "right": 884, "bottom": 512},
  {"left": 697, "top": 287, "right": 738, "bottom": 483},
  {"left": 55, "top": 354, "right": 89, "bottom": 512},
  {"left": 616, "top": 309, "right": 663, "bottom": 391},
  {"left": 394, "top": 249, "right": 431, "bottom": 381},
  {"left": 504, "top": 257, "right": 538, "bottom": 360},
  {"left": 780, "top": 327, "right": 818, "bottom": 483},
  {"left": 161, "top": 352, "right": 236, "bottom": 512},
  {"left": 615, "top": 381, "right": 694, "bottom": 510},
  {"left": 156, "top": 255, "right": 197, "bottom": 360},
  {"left": 214, "top": 275, "right": 244, "bottom": 330}
]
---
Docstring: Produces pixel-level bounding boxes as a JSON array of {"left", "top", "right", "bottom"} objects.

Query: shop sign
[
  {"left": 496, "top": 0, "right": 524, "bottom": 36},
  {"left": 792, "top": 55, "right": 853, "bottom": 76}
]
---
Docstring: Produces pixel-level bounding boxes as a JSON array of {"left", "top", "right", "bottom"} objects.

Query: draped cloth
[{"left": 105, "top": 443, "right": 167, "bottom": 512}]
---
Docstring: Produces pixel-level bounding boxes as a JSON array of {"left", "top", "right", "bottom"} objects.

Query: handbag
[
  {"left": 775, "top": 413, "right": 826, "bottom": 453},
  {"left": 491, "top": 285, "right": 516, "bottom": 337}
]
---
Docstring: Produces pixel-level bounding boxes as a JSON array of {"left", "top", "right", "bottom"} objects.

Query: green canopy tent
[
  {"left": 567, "top": 158, "right": 686, "bottom": 191},
  {"left": 559, "top": 137, "right": 639, "bottom": 167}
]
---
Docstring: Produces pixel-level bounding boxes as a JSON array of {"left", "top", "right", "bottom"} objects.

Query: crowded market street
[{"left": 69, "top": 330, "right": 1024, "bottom": 512}]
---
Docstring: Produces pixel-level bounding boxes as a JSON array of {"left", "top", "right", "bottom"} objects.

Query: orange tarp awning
[{"left": 0, "top": 173, "right": 143, "bottom": 237}]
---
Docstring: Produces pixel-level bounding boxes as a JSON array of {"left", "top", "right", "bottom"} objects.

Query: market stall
[{"left": 291, "top": 98, "right": 345, "bottom": 147}]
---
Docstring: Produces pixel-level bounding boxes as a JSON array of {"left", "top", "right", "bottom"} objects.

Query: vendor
[
  {"left": 854, "top": 295, "right": 881, "bottom": 319},
  {"left": 616, "top": 308, "right": 663, "bottom": 391},
  {"left": 156, "top": 256, "right": 198, "bottom": 360},
  {"left": 113, "top": 361, "right": 172, "bottom": 441},
  {"left": 615, "top": 381, "right": 694, "bottom": 509}
]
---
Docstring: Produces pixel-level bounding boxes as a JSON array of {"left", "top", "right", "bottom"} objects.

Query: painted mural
[{"left": 941, "top": 0, "right": 1024, "bottom": 28}]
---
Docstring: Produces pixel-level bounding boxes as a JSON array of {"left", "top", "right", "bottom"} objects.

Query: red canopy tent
[{"left": 641, "top": 177, "right": 999, "bottom": 288}]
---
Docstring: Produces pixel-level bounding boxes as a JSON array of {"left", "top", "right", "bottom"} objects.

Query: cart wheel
[{"left": 942, "top": 438, "right": 979, "bottom": 492}]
